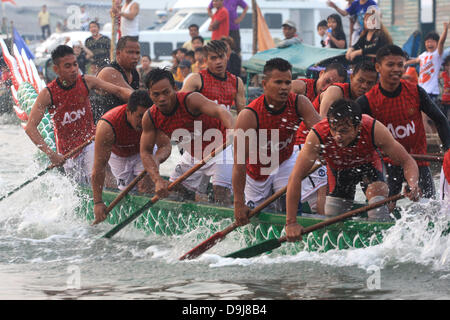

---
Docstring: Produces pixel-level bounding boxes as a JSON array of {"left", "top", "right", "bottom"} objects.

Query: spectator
[
  {"left": 440, "top": 55, "right": 450, "bottom": 120},
  {"left": 406, "top": 23, "right": 449, "bottom": 106},
  {"left": 221, "top": 36, "right": 241, "bottom": 77},
  {"left": 191, "top": 36, "right": 205, "bottom": 50},
  {"left": 73, "top": 41, "right": 93, "bottom": 75},
  {"left": 116, "top": 0, "right": 140, "bottom": 39},
  {"left": 345, "top": 0, "right": 357, "bottom": 46},
  {"left": 345, "top": 6, "right": 392, "bottom": 64},
  {"left": 317, "top": 20, "right": 328, "bottom": 48},
  {"left": 209, "top": 0, "right": 229, "bottom": 40},
  {"left": 185, "top": 50, "right": 195, "bottom": 66},
  {"left": 327, "top": 0, "right": 378, "bottom": 46},
  {"left": 192, "top": 47, "right": 207, "bottom": 73},
  {"left": 38, "top": 5, "right": 51, "bottom": 40},
  {"left": 326, "top": 14, "right": 347, "bottom": 49},
  {"left": 85, "top": 21, "right": 111, "bottom": 74},
  {"left": 80, "top": 5, "right": 90, "bottom": 31},
  {"left": 138, "top": 55, "right": 152, "bottom": 89},
  {"left": 174, "top": 59, "right": 192, "bottom": 86},
  {"left": 208, "top": 0, "right": 248, "bottom": 54},
  {"left": 277, "top": 20, "right": 302, "bottom": 48},
  {"left": 183, "top": 24, "right": 200, "bottom": 51}
]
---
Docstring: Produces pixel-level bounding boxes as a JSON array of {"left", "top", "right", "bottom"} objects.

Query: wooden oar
[
  {"left": 179, "top": 162, "right": 323, "bottom": 260},
  {"left": 91, "top": 170, "right": 147, "bottom": 225},
  {"left": 225, "top": 193, "right": 405, "bottom": 259},
  {"left": 0, "top": 137, "right": 94, "bottom": 202},
  {"left": 410, "top": 154, "right": 443, "bottom": 162},
  {"left": 102, "top": 140, "right": 232, "bottom": 239}
]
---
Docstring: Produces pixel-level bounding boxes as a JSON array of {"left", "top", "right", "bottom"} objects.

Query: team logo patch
[{"left": 318, "top": 168, "right": 326, "bottom": 177}]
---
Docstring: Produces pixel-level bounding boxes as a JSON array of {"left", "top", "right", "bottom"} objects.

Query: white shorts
[
  {"left": 294, "top": 144, "right": 328, "bottom": 199},
  {"left": 244, "top": 151, "right": 297, "bottom": 208},
  {"left": 109, "top": 152, "right": 144, "bottom": 190},
  {"left": 63, "top": 142, "right": 95, "bottom": 184},
  {"left": 439, "top": 168, "right": 450, "bottom": 203},
  {"left": 169, "top": 144, "right": 233, "bottom": 194}
]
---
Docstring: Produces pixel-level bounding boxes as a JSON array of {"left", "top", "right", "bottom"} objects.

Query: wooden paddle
[
  {"left": 225, "top": 193, "right": 406, "bottom": 259},
  {"left": 102, "top": 139, "right": 232, "bottom": 239},
  {"left": 91, "top": 170, "right": 147, "bottom": 225},
  {"left": 410, "top": 154, "right": 443, "bottom": 162},
  {"left": 179, "top": 162, "right": 324, "bottom": 260},
  {"left": 110, "top": 0, "right": 117, "bottom": 62},
  {"left": 0, "top": 137, "right": 94, "bottom": 202}
]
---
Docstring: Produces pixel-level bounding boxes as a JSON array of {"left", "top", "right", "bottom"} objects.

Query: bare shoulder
[
  {"left": 235, "top": 108, "right": 258, "bottom": 130},
  {"left": 291, "top": 79, "right": 306, "bottom": 95}
]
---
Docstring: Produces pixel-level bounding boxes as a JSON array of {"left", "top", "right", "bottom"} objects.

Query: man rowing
[
  {"left": 440, "top": 150, "right": 450, "bottom": 202},
  {"left": 25, "top": 45, "right": 132, "bottom": 184},
  {"left": 180, "top": 40, "right": 246, "bottom": 203},
  {"left": 92, "top": 36, "right": 141, "bottom": 123},
  {"left": 141, "top": 68, "right": 234, "bottom": 204},
  {"left": 91, "top": 90, "right": 171, "bottom": 224},
  {"left": 291, "top": 62, "right": 347, "bottom": 215},
  {"left": 285, "top": 99, "right": 420, "bottom": 241},
  {"left": 233, "top": 58, "right": 322, "bottom": 226},
  {"left": 181, "top": 40, "right": 246, "bottom": 114},
  {"left": 356, "top": 45, "right": 450, "bottom": 208}
]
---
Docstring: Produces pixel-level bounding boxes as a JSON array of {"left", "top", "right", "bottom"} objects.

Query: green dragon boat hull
[{"left": 75, "top": 187, "right": 394, "bottom": 255}]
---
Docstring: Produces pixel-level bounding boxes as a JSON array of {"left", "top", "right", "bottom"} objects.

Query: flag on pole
[
  {"left": 1, "top": 0, "right": 17, "bottom": 5},
  {"left": 13, "top": 27, "right": 35, "bottom": 60}
]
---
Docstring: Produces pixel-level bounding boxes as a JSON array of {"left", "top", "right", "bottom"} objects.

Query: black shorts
[
  {"left": 385, "top": 163, "right": 435, "bottom": 198},
  {"left": 328, "top": 163, "right": 385, "bottom": 200}
]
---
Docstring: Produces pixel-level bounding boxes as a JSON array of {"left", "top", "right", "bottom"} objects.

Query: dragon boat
[{"left": 1, "top": 38, "right": 404, "bottom": 255}]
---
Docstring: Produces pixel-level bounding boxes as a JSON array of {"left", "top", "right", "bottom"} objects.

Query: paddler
[
  {"left": 91, "top": 90, "right": 171, "bottom": 224},
  {"left": 180, "top": 39, "right": 246, "bottom": 204},
  {"left": 140, "top": 68, "right": 235, "bottom": 204},
  {"left": 356, "top": 44, "right": 450, "bottom": 209},
  {"left": 232, "top": 58, "right": 321, "bottom": 226},
  {"left": 25, "top": 45, "right": 133, "bottom": 184},
  {"left": 285, "top": 99, "right": 420, "bottom": 242}
]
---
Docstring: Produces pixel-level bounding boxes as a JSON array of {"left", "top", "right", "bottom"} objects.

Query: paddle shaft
[
  {"left": 105, "top": 170, "right": 146, "bottom": 213},
  {"left": 179, "top": 162, "right": 323, "bottom": 260},
  {"left": 410, "top": 154, "right": 443, "bottom": 162},
  {"left": 103, "top": 140, "right": 232, "bottom": 239},
  {"left": 225, "top": 193, "right": 406, "bottom": 259},
  {"left": 0, "top": 137, "right": 94, "bottom": 202},
  {"left": 279, "top": 193, "right": 406, "bottom": 245}
]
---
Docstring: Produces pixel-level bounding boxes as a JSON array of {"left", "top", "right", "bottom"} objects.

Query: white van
[{"left": 139, "top": 0, "right": 347, "bottom": 61}]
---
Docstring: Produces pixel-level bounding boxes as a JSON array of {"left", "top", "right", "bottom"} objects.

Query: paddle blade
[
  {"left": 224, "top": 238, "right": 281, "bottom": 259},
  {"left": 179, "top": 232, "right": 225, "bottom": 260}
]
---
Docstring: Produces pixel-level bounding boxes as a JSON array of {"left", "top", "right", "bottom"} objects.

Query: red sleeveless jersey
[
  {"left": 444, "top": 150, "right": 450, "bottom": 184},
  {"left": 198, "top": 69, "right": 237, "bottom": 110},
  {"left": 245, "top": 93, "right": 300, "bottom": 181},
  {"left": 295, "top": 82, "right": 352, "bottom": 145},
  {"left": 46, "top": 74, "right": 95, "bottom": 156},
  {"left": 149, "top": 91, "right": 226, "bottom": 157},
  {"left": 312, "top": 114, "right": 381, "bottom": 170},
  {"left": 100, "top": 104, "right": 142, "bottom": 158},
  {"left": 298, "top": 78, "right": 318, "bottom": 102},
  {"left": 365, "top": 80, "right": 427, "bottom": 166}
]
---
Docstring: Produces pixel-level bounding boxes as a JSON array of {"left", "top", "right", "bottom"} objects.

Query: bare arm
[
  {"left": 438, "top": 22, "right": 449, "bottom": 57},
  {"left": 297, "top": 94, "right": 322, "bottom": 130},
  {"left": 85, "top": 74, "right": 133, "bottom": 103},
  {"left": 232, "top": 108, "right": 257, "bottom": 225},
  {"left": 373, "top": 120, "right": 420, "bottom": 200},
  {"left": 291, "top": 79, "right": 307, "bottom": 95},
  {"left": 405, "top": 58, "right": 420, "bottom": 66},
  {"left": 24, "top": 88, "right": 64, "bottom": 166},
  {"left": 235, "top": 77, "right": 246, "bottom": 113},
  {"left": 327, "top": 0, "right": 349, "bottom": 16},
  {"left": 319, "top": 86, "right": 344, "bottom": 118},
  {"left": 179, "top": 73, "right": 202, "bottom": 92},
  {"left": 285, "top": 130, "right": 321, "bottom": 240},
  {"left": 186, "top": 92, "right": 235, "bottom": 130},
  {"left": 97, "top": 67, "right": 133, "bottom": 90},
  {"left": 235, "top": 6, "right": 248, "bottom": 24},
  {"left": 91, "top": 120, "right": 115, "bottom": 205}
]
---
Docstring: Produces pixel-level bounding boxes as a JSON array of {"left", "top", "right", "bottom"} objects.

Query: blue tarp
[{"left": 243, "top": 43, "right": 346, "bottom": 76}]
